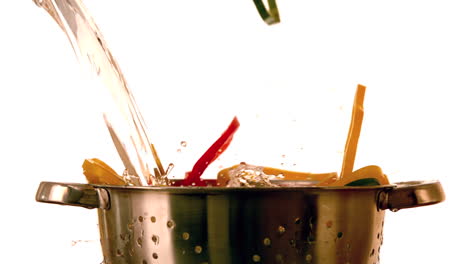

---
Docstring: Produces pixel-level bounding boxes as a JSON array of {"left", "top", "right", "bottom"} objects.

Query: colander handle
[
  {"left": 35, "top": 181, "right": 110, "bottom": 209},
  {"left": 378, "top": 180, "right": 445, "bottom": 211}
]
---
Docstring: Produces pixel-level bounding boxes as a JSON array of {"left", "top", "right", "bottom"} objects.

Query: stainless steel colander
[{"left": 36, "top": 180, "right": 444, "bottom": 264}]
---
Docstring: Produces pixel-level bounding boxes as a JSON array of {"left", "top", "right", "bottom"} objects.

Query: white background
[{"left": 1, "top": 0, "right": 466, "bottom": 263}]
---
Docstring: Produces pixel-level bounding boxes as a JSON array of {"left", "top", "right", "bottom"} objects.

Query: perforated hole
[
  {"left": 252, "top": 254, "right": 261, "bottom": 262},
  {"left": 277, "top": 225, "right": 286, "bottom": 235},
  {"left": 194, "top": 245, "right": 203, "bottom": 254},
  {"left": 167, "top": 220, "right": 175, "bottom": 229}
]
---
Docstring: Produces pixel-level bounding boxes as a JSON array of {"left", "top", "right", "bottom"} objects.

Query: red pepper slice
[{"left": 181, "top": 116, "right": 240, "bottom": 186}]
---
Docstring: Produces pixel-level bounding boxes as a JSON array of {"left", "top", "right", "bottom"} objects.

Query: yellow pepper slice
[
  {"left": 318, "top": 165, "right": 390, "bottom": 186},
  {"left": 82, "top": 158, "right": 126, "bottom": 185}
]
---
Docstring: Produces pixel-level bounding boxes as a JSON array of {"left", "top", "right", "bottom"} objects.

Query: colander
[{"left": 36, "top": 180, "right": 444, "bottom": 264}]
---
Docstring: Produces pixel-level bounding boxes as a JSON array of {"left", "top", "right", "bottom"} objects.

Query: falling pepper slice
[{"left": 180, "top": 117, "right": 240, "bottom": 186}]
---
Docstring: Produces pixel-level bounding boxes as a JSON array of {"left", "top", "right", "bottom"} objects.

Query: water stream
[{"left": 33, "top": 0, "right": 167, "bottom": 186}]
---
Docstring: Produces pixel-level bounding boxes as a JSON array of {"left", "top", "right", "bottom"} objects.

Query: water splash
[{"left": 226, "top": 163, "right": 278, "bottom": 187}]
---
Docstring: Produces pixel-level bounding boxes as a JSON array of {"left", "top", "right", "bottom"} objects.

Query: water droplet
[
  {"left": 127, "top": 223, "right": 134, "bottom": 230},
  {"left": 252, "top": 254, "right": 261, "bottom": 262},
  {"left": 307, "top": 234, "right": 315, "bottom": 244},
  {"left": 180, "top": 141, "right": 187, "bottom": 147},
  {"left": 275, "top": 254, "right": 284, "bottom": 263},
  {"left": 370, "top": 248, "right": 375, "bottom": 257},
  {"left": 137, "top": 237, "right": 143, "bottom": 247},
  {"left": 263, "top": 237, "right": 271, "bottom": 246},
  {"left": 142, "top": 260, "right": 147, "bottom": 264},
  {"left": 152, "top": 253, "right": 158, "bottom": 259},
  {"left": 194, "top": 245, "right": 203, "bottom": 254},
  {"left": 289, "top": 239, "right": 296, "bottom": 248},
  {"left": 167, "top": 220, "right": 175, "bottom": 229},
  {"left": 138, "top": 216, "right": 144, "bottom": 222},
  {"left": 116, "top": 249, "right": 123, "bottom": 257},
  {"left": 277, "top": 173, "right": 285, "bottom": 179},
  {"left": 151, "top": 216, "right": 156, "bottom": 223},
  {"left": 182, "top": 249, "right": 186, "bottom": 255},
  {"left": 152, "top": 235, "right": 159, "bottom": 245},
  {"left": 294, "top": 218, "right": 301, "bottom": 224},
  {"left": 305, "top": 254, "right": 312, "bottom": 262},
  {"left": 182, "top": 232, "right": 190, "bottom": 240},
  {"left": 165, "top": 163, "right": 174, "bottom": 175},
  {"left": 337, "top": 232, "right": 343, "bottom": 238},
  {"left": 176, "top": 148, "right": 182, "bottom": 153},
  {"left": 309, "top": 216, "right": 315, "bottom": 224},
  {"left": 278, "top": 225, "right": 286, "bottom": 235},
  {"left": 120, "top": 234, "right": 126, "bottom": 240}
]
